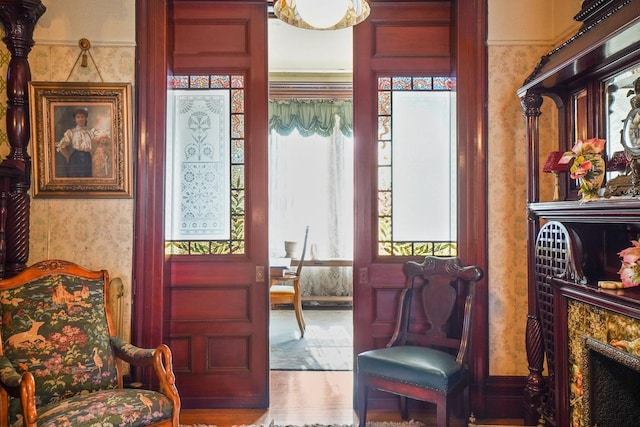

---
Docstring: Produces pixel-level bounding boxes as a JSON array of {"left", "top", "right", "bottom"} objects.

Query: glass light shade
[
  {"left": 296, "top": 0, "right": 348, "bottom": 29},
  {"left": 274, "top": 0, "right": 370, "bottom": 31}
]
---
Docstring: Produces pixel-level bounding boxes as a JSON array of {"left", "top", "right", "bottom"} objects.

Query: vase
[
  {"left": 577, "top": 154, "right": 605, "bottom": 201},
  {"left": 284, "top": 241, "right": 298, "bottom": 258}
]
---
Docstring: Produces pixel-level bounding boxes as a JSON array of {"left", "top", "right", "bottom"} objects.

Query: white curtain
[{"left": 269, "top": 118, "right": 353, "bottom": 297}]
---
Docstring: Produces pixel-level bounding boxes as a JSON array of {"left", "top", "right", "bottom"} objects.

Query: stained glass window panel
[
  {"left": 165, "top": 74, "right": 245, "bottom": 255},
  {"left": 377, "top": 76, "right": 457, "bottom": 257}
]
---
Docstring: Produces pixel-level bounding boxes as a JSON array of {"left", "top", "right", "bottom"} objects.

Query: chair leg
[
  {"left": 293, "top": 279, "right": 306, "bottom": 337},
  {"left": 357, "top": 376, "right": 369, "bottom": 427},
  {"left": 293, "top": 304, "right": 305, "bottom": 337},
  {"left": 436, "top": 399, "right": 450, "bottom": 427},
  {"left": 462, "top": 384, "right": 470, "bottom": 420},
  {"left": 399, "top": 396, "right": 409, "bottom": 420}
]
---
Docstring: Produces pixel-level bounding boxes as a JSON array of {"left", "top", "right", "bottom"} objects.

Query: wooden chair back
[
  {"left": 388, "top": 256, "right": 483, "bottom": 365},
  {"left": 294, "top": 226, "right": 310, "bottom": 276}
]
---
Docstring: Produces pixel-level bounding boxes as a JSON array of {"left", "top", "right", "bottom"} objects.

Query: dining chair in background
[{"left": 270, "top": 226, "right": 310, "bottom": 337}]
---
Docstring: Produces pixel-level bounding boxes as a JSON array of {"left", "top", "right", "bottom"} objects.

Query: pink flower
[
  {"left": 618, "top": 241, "right": 640, "bottom": 288},
  {"left": 559, "top": 138, "right": 606, "bottom": 164},
  {"left": 578, "top": 138, "right": 606, "bottom": 154},
  {"left": 619, "top": 240, "right": 640, "bottom": 264},
  {"left": 619, "top": 265, "right": 639, "bottom": 288},
  {"left": 569, "top": 159, "right": 593, "bottom": 179}
]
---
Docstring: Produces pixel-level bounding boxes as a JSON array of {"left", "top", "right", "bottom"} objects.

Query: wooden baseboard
[{"left": 479, "top": 375, "right": 528, "bottom": 420}]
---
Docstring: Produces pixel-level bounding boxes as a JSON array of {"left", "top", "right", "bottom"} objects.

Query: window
[
  {"left": 164, "top": 74, "right": 246, "bottom": 255},
  {"left": 268, "top": 99, "right": 353, "bottom": 258},
  {"left": 377, "top": 76, "right": 457, "bottom": 256},
  {"left": 268, "top": 98, "right": 353, "bottom": 297}
]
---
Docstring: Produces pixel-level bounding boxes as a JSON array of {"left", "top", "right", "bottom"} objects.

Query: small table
[
  {"left": 290, "top": 259, "right": 353, "bottom": 304},
  {"left": 270, "top": 257, "right": 292, "bottom": 278}
]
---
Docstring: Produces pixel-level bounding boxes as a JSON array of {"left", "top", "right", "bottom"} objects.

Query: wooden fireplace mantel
[{"left": 518, "top": 0, "right": 640, "bottom": 425}]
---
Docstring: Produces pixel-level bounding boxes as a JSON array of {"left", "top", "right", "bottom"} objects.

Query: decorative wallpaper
[
  {"left": 28, "top": 44, "right": 135, "bottom": 276},
  {"left": 487, "top": 44, "right": 557, "bottom": 375},
  {"left": 0, "top": 41, "right": 136, "bottom": 347}
]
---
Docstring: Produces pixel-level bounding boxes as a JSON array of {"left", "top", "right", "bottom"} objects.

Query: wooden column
[
  {"left": 0, "top": 0, "right": 45, "bottom": 277},
  {"left": 521, "top": 91, "right": 545, "bottom": 425}
]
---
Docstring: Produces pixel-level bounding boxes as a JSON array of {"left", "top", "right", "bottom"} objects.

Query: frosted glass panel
[
  {"left": 392, "top": 91, "right": 456, "bottom": 242},
  {"left": 165, "top": 89, "right": 231, "bottom": 240}
]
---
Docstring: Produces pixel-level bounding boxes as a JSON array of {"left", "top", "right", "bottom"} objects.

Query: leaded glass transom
[{"left": 165, "top": 74, "right": 245, "bottom": 255}]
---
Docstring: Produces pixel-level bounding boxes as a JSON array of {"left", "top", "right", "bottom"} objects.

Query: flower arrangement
[
  {"left": 559, "top": 138, "right": 606, "bottom": 200},
  {"left": 618, "top": 240, "right": 640, "bottom": 288}
]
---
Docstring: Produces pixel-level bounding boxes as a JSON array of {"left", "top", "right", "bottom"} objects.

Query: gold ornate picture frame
[{"left": 28, "top": 82, "right": 132, "bottom": 198}]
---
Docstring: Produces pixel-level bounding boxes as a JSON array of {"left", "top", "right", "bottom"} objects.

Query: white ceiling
[{"left": 268, "top": 18, "right": 353, "bottom": 74}]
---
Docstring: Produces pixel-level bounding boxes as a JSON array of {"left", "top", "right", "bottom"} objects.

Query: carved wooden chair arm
[
  {"left": 110, "top": 336, "right": 157, "bottom": 365},
  {"left": 0, "top": 358, "right": 38, "bottom": 427},
  {"left": 110, "top": 338, "right": 180, "bottom": 408}
]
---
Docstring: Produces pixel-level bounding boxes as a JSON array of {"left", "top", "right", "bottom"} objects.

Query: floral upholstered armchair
[{"left": 0, "top": 260, "right": 180, "bottom": 427}]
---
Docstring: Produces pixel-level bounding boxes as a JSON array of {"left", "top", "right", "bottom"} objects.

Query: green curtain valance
[{"left": 268, "top": 99, "right": 353, "bottom": 137}]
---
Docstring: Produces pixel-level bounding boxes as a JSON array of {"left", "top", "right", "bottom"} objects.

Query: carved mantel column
[
  {"left": 0, "top": 0, "right": 46, "bottom": 276},
  {"left": 521, "top": 90, "right": 545, "bottom": 426},
  {"left": 521, "top": 92, "right": 543, "bottom": 204}
]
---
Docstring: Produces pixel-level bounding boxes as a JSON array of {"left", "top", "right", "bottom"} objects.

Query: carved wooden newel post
[{"left": 0, "top": 0, "right": 45, "bottom": 277}]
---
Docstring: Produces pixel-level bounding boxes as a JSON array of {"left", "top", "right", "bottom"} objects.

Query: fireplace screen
[{"left": 582, "top": 336, "right": 640, "bottom": 427}]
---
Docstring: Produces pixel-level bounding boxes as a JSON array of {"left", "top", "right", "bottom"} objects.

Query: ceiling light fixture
[{"left": 274, "top": 0, "right": 370, "bottom": 31}]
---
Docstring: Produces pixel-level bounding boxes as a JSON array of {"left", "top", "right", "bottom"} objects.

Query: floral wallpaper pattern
[
  {"left": 0, "top": 40, "right": 135, "bottom": 348},
  {"left": 487, "top": 44, "right": 557, "bottom": 375}
]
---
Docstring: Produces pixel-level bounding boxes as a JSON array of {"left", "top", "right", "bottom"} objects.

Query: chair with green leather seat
[{"left": 356, "top": 256, "right": 483, "bottom": 427}]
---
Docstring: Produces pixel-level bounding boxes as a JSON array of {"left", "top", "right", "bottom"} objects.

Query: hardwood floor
[{"left": 179, "top": 370, "right": 523, "bottom": 426}]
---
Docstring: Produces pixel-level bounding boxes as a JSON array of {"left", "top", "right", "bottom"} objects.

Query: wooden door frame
[
  {"left": 455, "top": 0, "right": 489, "bottom": 415},
  {"left": 133, "top": 1, "right": 170, "bottom": 388}
]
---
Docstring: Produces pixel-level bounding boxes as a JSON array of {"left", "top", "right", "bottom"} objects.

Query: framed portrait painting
[{"left": 28, "top": 82, "right": 132, "bottom": 198}]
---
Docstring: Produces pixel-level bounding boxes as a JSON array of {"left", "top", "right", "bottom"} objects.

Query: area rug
[
  {"left": 180, "top": 423, "right": 421, "bottom": 427},
  {"left": 180, "top": 420, "right": 518, "bottom": 427},
  {"left": 224, "top": 422, "right": 426, "bottom": 427},
  {"left": 270, "top": 309, "right": 353, "bottom": 371}
]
